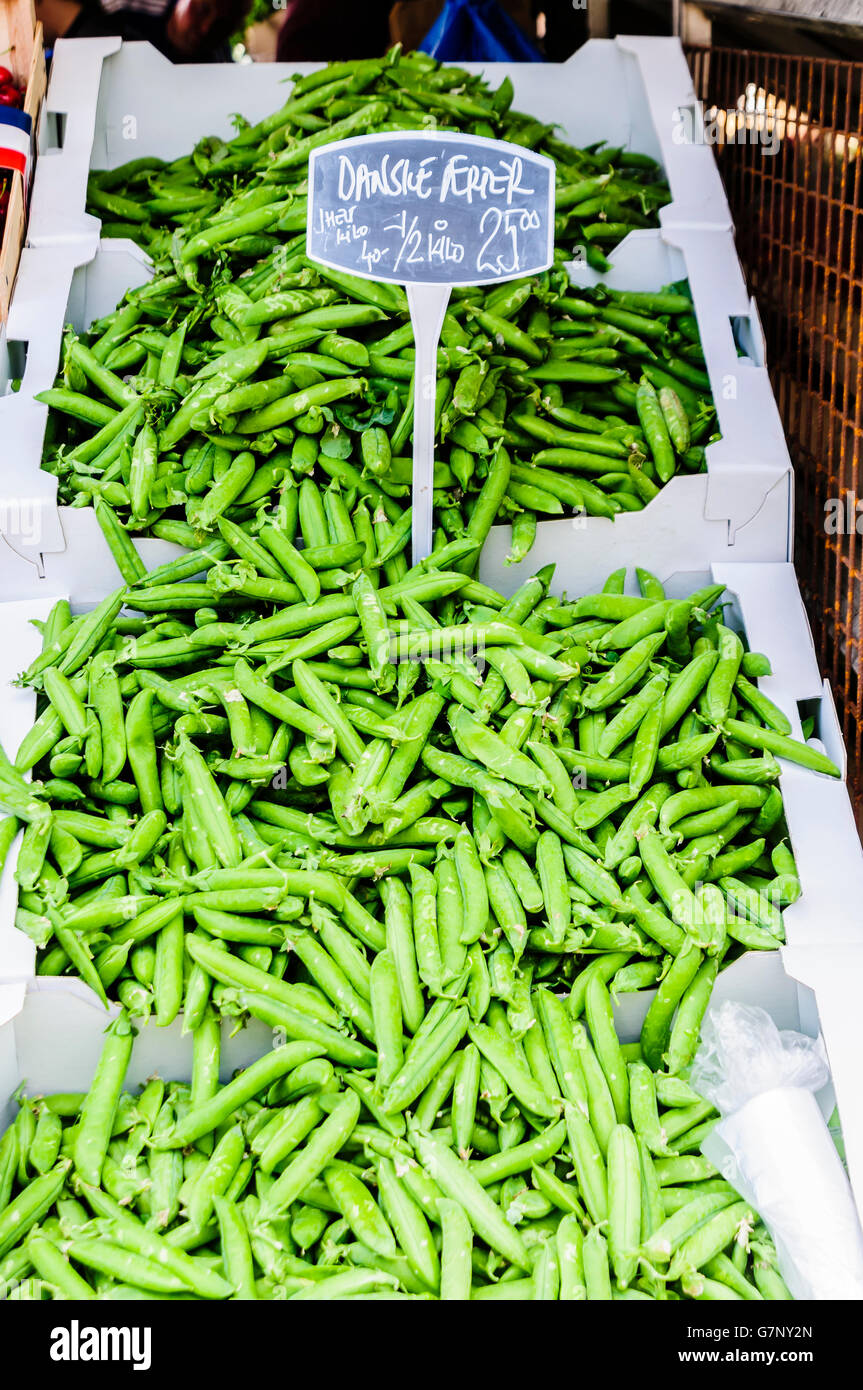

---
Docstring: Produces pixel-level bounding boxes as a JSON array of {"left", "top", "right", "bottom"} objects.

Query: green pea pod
[
  {"left": 78, "top": 1187, "right": 232, "bottom": 1299},
  {"left": 535, "top": 831, "right": 570, "bottom": 946},
  {"left": 534, "top": 988, "right": 589, "bottom": 1112},
  {"left": 176, "top": 736, "right": 241, "bottom": 869},
  {"left": 640, "top": 945, "right": 704, "bottom": 1071},
  {"left": 665, "top": 956, "right": 720, "bottom": 1074},
  {"left": 449, "top": 707, "right": 549, "bottom": 791},
  {"left": 564, "top": 1102, "right": 608, "bottom": 1224},
  {"left": 467, "top": 1021, "right": 558, "bottom": 1120},
  {"left": 629, "top": 695, "right": 664, "bottom": 796},
  {"left": 439, "top": 1197, "right": 473, "bottom": 1301},
  {"left": 719, "top": 876, "right": 784, "bottom": 938},
  {"left": 452, "top": 827, "right": 489, "bottom": 945},
  {"left": 720, "top": 717, "right": 841, "bottom": 778},
  {"left": 375, "top": 1154, "right": 439, "bottom": 1291},
  {"left": 0, "top": 1125, "right": 19, "bottom": 1210},
  {"left": 584, "top": 974, "right": 630, "bottom": 1125},
  {"left": 412, "top": 1130, "right": 530, "bottom": 1272},
  {"left": 604, "top": 783, "right": 672, "bottom": 872},
  {"left": 598, "top": 670, "right": 668, "bottom": 757},
  {"left": 381, "top": 876, "right": 424, "bottom": 1035},
  {"left": 557, "top": 1212, "right": 587, "bottom": 1301},
  {"left": 28, "top": 1107, "right": 62, "bottom": 1176},
  {"left": 581, "top": 632, "right": 667, "bottom": 710},
  {"left": 628, "top": 1061, "right": 674, "bottom": 1159},
  {"left": 658, "top": 385, "right": 691, "bottom": 453},
  {"left": 73, "top": 1011, "right": 134, "bottom": 1187},
  {"left": 607, "top": 1124, "right": 642, "bottom": 1289},
  {"left": 407, "top": 861, "right": 443, "bottom": 996},
  {"left": 668, "top": 1201, "right": 755, "bottom": 1282},
  {"left": 0, "top": 1162, "right": 72, "bottom": 1259},
  {"left": 450, "top": 1042, "right": 481, "bottom": 1158},
  {"left": 154, "top": 1040, "right": 326, "bottom": 1149},
  {"left": 596, "top": 600, "right": 676, "bottom": 652},
  {"left": 129, "top": 423, "right": 159, "bottom": 519},
  {"left": 186, "top": 1123, "right": 245, "bottom": 1229},
  {"left": 326, "top": 1160, "right": 396, "bottom": 1260},
  {"left": 259, "top": 1090, "right": 361, "bottom": 1219},
  {"left": 700, "top": 625, "right": 744, "bottom": 724},
  {"left": 253, "top": 1096, "right": 324, "bottom": 1176}
]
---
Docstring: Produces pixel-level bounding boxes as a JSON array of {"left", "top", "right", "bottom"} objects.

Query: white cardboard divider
[
  {"left": 26, "top": 35, "right": 731, "bottom": 258},
  {"left": 4, "top": 963, "right": 847, "bottom": 1215},
  {"left": 0, "top": 954, "right": 808, "bottom": 1132},
  {"left": 0, "top": 223, "right": 792, "bottom": 593},
  {"left": 0, "top": 980, "right": 273, "bottom": 1126}
]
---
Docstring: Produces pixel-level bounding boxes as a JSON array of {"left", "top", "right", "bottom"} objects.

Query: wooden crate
[{"left": 0, "top": 0, "right": 46, "bottom": 321}]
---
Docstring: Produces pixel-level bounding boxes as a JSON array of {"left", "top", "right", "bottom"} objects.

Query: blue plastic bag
[{"left": 420, "top": 0, "right": 544, "bottom": 63}]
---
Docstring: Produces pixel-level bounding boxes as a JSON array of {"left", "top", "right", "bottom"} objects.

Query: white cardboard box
[
  {"left": 0, "top": 222, "right": 792, "bottom": 596},
  {"left": 0, "top": 560, "right": 860, "bottom": 1218},
  {"left": 26, "top": 34, "right": 732, "bottom": 258}
]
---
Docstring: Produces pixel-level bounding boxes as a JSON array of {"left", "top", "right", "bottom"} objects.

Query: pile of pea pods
[
  {"left": 86, "top": 47, "right": 671, "bottom": 266},
  {"left": 0, "top": 530, "right": 839, "bottom": 1298},
  {"left": 1, "top": 1010, "right": 793, "bottom": 1301},
  {"left": 35, "top": 49, "right": 715, "bottom": 561}
]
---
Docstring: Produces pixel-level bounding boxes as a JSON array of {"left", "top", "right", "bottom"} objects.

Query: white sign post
[{"left": 307, "top": 131, "right": 555, "bottom": 565}]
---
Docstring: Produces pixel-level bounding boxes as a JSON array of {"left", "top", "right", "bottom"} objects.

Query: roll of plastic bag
[{"left": 691, "top": 1001, "right": 863, "bottom": 1301}]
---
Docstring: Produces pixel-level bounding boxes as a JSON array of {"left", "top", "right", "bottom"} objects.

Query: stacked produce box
[{"left": 0, "top": 34, "right": 860, "bottom": 1303}]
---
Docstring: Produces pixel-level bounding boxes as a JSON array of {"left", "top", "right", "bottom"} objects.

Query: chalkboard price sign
[
  {"left": 307, "top": 131, "right": 556, "bottom": 561},
  {"left": 308, "top": 131, "right": 554, "bottom": 287}
]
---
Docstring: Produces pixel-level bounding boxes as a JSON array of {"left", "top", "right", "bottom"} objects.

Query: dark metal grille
[{"left": 686, "top": 45, "right": 863, "bottom": 809}]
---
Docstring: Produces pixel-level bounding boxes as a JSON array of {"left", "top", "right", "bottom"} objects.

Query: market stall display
[
  {"left": 0, "top": 31, "right": 860, "bottom": 1306},
  {"left": 26, "top": 35, "right": 732, "bottom": 251}
]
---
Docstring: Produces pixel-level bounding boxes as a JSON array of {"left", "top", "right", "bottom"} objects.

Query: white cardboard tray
[
  {"left": 26, "top": 34, "right": 732, "bottom": 258},
  {"left": 0, "top": 560, "right": 860, "bottom": 1217},
  {"left": 0, "top": 223, "right": 792, "bottom": 595}
]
